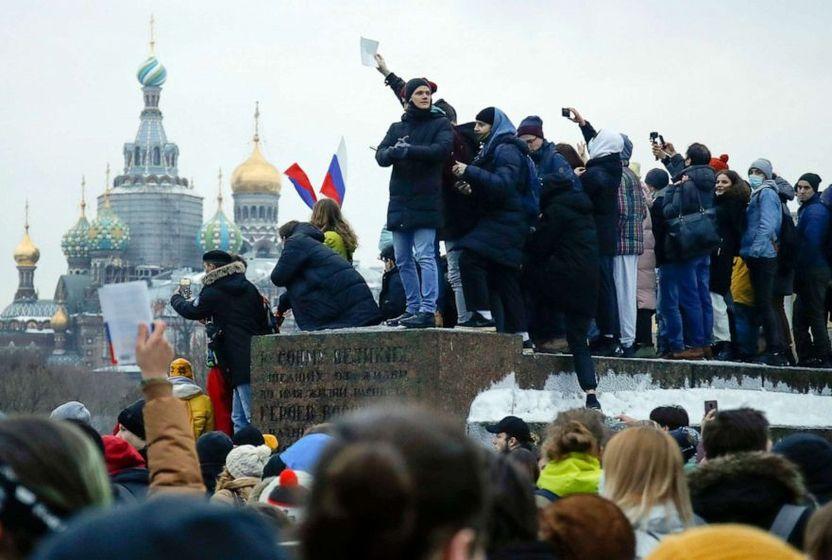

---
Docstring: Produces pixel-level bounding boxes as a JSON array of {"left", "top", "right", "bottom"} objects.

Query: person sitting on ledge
[{"left": 271, "top": 221, "right": 382, "bottom": 331}]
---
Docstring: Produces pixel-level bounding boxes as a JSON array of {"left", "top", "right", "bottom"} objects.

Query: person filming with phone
[{"left": 171, "top": 250, "right": 271, "bottom": 433}]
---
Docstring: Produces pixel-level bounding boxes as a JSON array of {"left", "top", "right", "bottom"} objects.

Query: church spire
[
  {"left": 149, "top": 14, "right": 156, "bottom": 55},
  {"left": 253, "top": 101, "right": 261, "bottom": 143},
  {"left": 217, "top": 167, "right": 224, "bottom": 208},
  {"left": 80, "top": 175, "right": 87, "bottom": 218},
  {"left": 13, "top": 201, "right": 40, "bottom": 301},
  {"left": 103, "top": 163, "right": 112, "bottom": 208}
]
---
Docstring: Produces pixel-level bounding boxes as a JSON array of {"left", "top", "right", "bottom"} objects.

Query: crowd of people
[{"left": 3, "top": 323, "right": 832, "bottom": 559}]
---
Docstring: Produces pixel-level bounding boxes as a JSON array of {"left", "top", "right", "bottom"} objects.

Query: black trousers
[
  {"left": 565, "top": 313, "right": 598, "bottom": 391},
  {"left": 794, "top": 267, "right": 832, "bottom": 360},
  {"left": 596, "top": 255, "right": 620, "bottom": 340},
  {"left": 635, "top": 309, "right": 655, "bottom": 347},
  {"left": 460, "top": 250, "right": 527, "bottom": 334},
  {"left": 745, "top": 257, "right": 783, "bottom": 353}
]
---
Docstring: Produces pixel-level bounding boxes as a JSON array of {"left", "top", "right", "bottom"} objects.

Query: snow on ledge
[{"left": 468, "top": 373, "right": 832, "bottom": 427}]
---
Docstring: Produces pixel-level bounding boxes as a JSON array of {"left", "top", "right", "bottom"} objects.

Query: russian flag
[
  {"left": 320, "top": 137, "right": 347, "bottom": 206},
  {"left": 284, "top": 163, "right": 317, "bottom": 209}
]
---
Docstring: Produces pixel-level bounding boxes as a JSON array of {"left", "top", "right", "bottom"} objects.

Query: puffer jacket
[
  {"left": 171, "top": 261, "right": 270, "bottom": 388},
  {"left": 376, "top": 105, "right": 454, "bottom": 231},
  {"left": 271, "top": 223, "right": 382, "bottom": 330},
  {"left": 731, "top": 257, "right": 755, "bottom": 306},
  {"left": 661, "top": 165, "right": 716, "bottom": 218},
  {"left": 170, "top": 376, "right": 215, "bottom": 440},
  {"left": 796, "top": 192, "right": 831, "bottom": 269},
  {"left": 740, "top": 181, "right": 782, "bottom": 259},
  {"left": 581, "top": 153, "right": 624, "bottom": 257},
  {"left": 688, "top": 451, "right": 813, "bottom": 550},
  {"left": 456, "top": 133, "right": 531, "bottom": 269},
  {"left": 710, "top": 193, "right": 747, "bottom": 295},
  {"left": 525, "top": 175, "right": 599, "bottom": 317},
  {"left": 536, "top": 452, "right": 602, "bottom": 498},
  {"left": 141, "top": 381, "right": 206, "bottom": 496},
  {"left": 531, "top": 140, "right": 581, "bottom": 192},
  {"left": 637, "top": 187, "right": 657, "bottom": 310}
]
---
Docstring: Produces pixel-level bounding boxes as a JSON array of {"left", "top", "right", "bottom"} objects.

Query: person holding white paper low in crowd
[{"left": 170, "top": 250, "right": 272, "bottom": 433}]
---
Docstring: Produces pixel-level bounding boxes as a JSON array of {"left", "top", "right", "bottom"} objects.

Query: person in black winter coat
[
  {"left": 171, "top": 250, "right": 271, "bottom": 433},
  {"left": 378, "top": 243, "right": 407, "bottom": 321},
  {"left": 566, "top": 108, "right": 624, "bottom": 356},
  {"left": 526, "top": 172, "right": 601, "bottom": 408},
  {"left": 710, "top": 170, "right": 750, "bottom": 360},
  {"left": 271, "top": 222, "right": 382, "bottom": 331},
  {"left": 646, "top": 169, "right": 672, "bottom": 356},
  {"left": 451, "top": 107, "right": 530, "bottom": 339},
  {"left": 688, "top": 451, "right": 814, "bottom": 550},
  {"left": 375, "top": 78, "right": 454, "bottom": 329}
]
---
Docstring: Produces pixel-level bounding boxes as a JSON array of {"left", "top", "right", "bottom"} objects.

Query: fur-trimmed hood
[
  {"left": 689, "top": 452, "right": 806, "bottom": 502},
  {"left": 202, "top": 261, "right": 246, "bottom": 287}
]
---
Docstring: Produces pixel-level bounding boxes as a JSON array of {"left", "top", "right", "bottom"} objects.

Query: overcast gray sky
[{"left": 2, "top": 0, "right": 832, "bottom": 306}]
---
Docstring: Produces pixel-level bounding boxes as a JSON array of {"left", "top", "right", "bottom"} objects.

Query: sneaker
[
  {"left": 755, "top": 352, "right": 789, "bottom": 367},
  {"left": 798, "top": 356, "right": 823, "bottom": 368},
  {"left": 621, "top": 345, "right": 637, "bottom": 358},
  {"left": 400, "top": 311, "right": 436, "bottom": 329},
  {"left": 669, "top": 348, "right": 705, "bottom": 360},
  {"left": 457, "top": 312, "right": 496, "bottom": 329},
  {"left": 585, "top": 393, "right": 602, "bottom": 410},
  {"left": 713, "top": 342, "right": 733, "bottom": 362},
  {"left": 386, "top": 311, "right": 413, "bottom": 327},
  {"left": 522, "top": 339, "right": 535, "bottom": 351},
  {"left": 591, "top": 337, "right": 623, "bottom": 357}
]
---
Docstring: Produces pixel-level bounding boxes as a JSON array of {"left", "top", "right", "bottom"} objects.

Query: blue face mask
[{"left": 749, "top": 175, "right": 764, "bottom": 189}]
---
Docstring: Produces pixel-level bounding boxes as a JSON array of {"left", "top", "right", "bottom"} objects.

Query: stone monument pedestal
[{"left": 251, "top": 328, "right": 521, "bottom": 446}]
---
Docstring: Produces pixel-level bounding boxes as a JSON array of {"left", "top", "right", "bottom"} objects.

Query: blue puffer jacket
[
  {"left": 796, "top": 193, "right": 831, "bottom": 269},
  {"left": 457, "top": 133, "right": 530, "bottom": 269},
  {"left": 531, "top": 141, "right": 581, "bottom": 192},
  {"left": 271, "top": 223, "right": 382, "bottom": 331},
  {"left": 740, "top": 182, "right": 782, "bottom": 259}
]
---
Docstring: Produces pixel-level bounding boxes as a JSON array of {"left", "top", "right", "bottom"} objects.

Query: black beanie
[
  {"left": 475, "top": 107, "right": 496, "bottom": 125},
  {"left": 798, "top": 172, "right": 822, "bottom": 192},
  {"left": 232, "top": 425, "right": 265, "bottom": 447},
  {"left": 404, "top": 78, "right": 432, "bottom": 103},
  {"left": 117, "top": 399, "right": 146, "bottom": 440}
]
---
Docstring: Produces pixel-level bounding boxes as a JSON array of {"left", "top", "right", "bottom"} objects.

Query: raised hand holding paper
[
  {"left": 360, "top": 36, "right": 379, "bottom": 67},
  {"left": 98, "top": 281, "right": 153, "bottom": 365}
]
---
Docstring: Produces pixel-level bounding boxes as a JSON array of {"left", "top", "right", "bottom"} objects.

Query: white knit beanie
[{"left": 225, "top": 445, "right": 271, "bottom": 478}]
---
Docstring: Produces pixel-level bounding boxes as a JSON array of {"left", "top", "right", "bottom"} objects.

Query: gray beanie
[
  {"left": 749, "top": 158, "right": 773, "bottom": 180},
  {"left": 225, "top": 445, "right": 272, "bottom": 479},
  {"left": 51, "top": 401, "right": 91, "bottom": 425}
]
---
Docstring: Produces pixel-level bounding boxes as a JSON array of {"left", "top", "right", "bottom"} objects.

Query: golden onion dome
[
  {"left": 50, "top": 305, "right": 69, "bottom": 331},
  {"left": 231, "top": 139, "right": 282, "bottom": 195},
  {"left": 14, "top": 203, "right": 40, "bottom": 266}
]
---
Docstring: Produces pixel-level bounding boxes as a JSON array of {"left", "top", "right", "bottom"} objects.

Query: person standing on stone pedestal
[
  {"left": 451, "top": 107, "right": 531, "bottom": 344},
  {"left": 171, "top": 250, "right": 271, "bottom": 433},
  {"left": 375, "top": 77, "right": 454, "bottom": 329}
]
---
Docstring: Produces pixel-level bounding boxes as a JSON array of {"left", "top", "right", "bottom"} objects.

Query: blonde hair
[{"left": 601, "top": 426, "right": 693, "bottom": 526}]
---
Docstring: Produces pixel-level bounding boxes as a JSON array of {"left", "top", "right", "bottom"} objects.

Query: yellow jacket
[
  {"left": 323, "top": 230, "right": 353, "bottom": 262},
  {"left": 730, "top": 257, "right": 754, "bottom": 306},
  {"left": 170, "top": 376, "right": 214, "bottom": 439}
]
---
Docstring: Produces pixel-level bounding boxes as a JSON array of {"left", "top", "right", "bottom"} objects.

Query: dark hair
[
  {"left": 539, "top": 495, "right": 635, "bottom": 560},
  {"left": 703, "top": 408, "right": 770, "bottom": 459},
  {"left": 434, "top": 99, "right": 457, "bottom": 124},
  {"left": 279, "top": 220, "right": 300, "bottom": 240},
  {"left": 485, "top": 453, "right": 538, "bottom": 555},
  {"left": 301, "top": 406, "right": 488, "bottom": 560},
  {"left": 717, "top": 170, "right": 752, "bottom": 204},
  {"left": 686, "top": 143, "right": 711, "bottom": 166},
  {"left": 555, "top": 143, "right": 585, "bottom": 170},
  {"left": 649, "top": 405, "right": 690, "bottom": 430}
]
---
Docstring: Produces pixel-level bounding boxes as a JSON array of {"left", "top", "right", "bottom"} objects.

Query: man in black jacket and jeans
[
  {"left": 171, "top": 250, "right": 270, "bottom": 433},
  {"left": 376, "top": 78, "right": 454, "bottom": 329}
]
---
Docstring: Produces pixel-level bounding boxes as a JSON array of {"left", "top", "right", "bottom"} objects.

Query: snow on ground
[{"left": 468, "top": 373, "right": 832, "bottom": 427}]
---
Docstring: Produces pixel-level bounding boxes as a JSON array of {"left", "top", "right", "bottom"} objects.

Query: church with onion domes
[{"left": 0, "top": 18, "right": 295, "bottom": 369}]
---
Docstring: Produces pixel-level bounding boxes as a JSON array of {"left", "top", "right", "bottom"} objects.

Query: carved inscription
[{"left": 257, "top": 345, "right": 413, "bottom": 446}]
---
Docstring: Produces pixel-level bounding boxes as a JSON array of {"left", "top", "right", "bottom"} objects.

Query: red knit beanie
[{"left": 709, "top": 154, "right": 730, "bottom": 172}]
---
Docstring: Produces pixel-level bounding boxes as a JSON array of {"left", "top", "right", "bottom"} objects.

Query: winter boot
[
  {"left": 386, "top": 311, "right": 413, "bottom": 327},
  {"left": 401, "top": 312, "right": 436, "bottom": 329},
  {"left": 585, "top": 393, "right": 602, "bottom": 410}
]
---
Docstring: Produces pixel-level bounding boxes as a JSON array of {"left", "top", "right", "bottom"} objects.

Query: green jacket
[
  {"left": 537, "top": 452, "right": 602, "bottom": 497},
  {"left": 323, "top": 231, "right": 352, "bottom": 262}
]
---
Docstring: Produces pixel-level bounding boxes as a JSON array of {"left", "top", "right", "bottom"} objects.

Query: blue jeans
[
  {"left": 393, "top": 229, "right": 438, "bottom": 314},
  {"left": 660, "top": 257, "right": 708, "bottom": 352},
  {"left": 232, "top": 383, "right": 252, "bottom": 433},
  {"left": 694, "top": 256, "right": 713, "bottom": 345}
]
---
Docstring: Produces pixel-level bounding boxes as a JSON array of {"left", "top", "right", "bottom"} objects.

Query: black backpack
[{"left": 777, "top": 203, "right": 798, "bottom": 272}]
